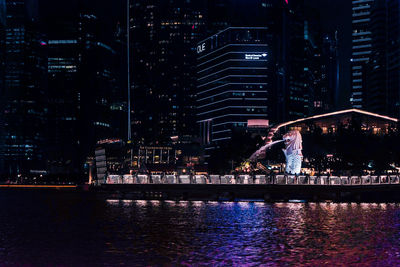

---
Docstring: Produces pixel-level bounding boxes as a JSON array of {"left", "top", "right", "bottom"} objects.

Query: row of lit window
[{"left": 94, "top": 121, "right": 110, "bottom": 127}]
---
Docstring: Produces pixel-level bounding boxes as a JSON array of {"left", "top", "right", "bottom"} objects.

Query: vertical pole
[{"left": 127, "top": 0, "right": 133, "bottom": 165}]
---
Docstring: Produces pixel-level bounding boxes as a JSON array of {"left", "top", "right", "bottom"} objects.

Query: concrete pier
[{"left": 95, "top": 183, "right": 400, "bottom": 202}]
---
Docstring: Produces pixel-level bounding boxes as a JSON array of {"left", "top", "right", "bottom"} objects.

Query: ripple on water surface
[{"left": 1, "top": 191, "right": 400, "bottom": 266}]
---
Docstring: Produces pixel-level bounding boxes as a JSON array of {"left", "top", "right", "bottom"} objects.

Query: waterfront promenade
[
  {"left": 97, "top": 174, "right": 400, "bottom": 202},
  {"left": 103, "top": 173, "right": 399, "bottom": 186},
  {"left": 2, "top": 174, "right": 399, "bottom": 202}
]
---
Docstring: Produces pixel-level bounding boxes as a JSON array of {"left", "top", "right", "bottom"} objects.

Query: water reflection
[{"left": 1, "top": 191, "right": 400, "bottom": 266}]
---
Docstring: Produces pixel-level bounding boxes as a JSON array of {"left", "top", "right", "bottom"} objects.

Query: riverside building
[{"left": 196, "top": 27, "right": 276, "bottom": 158}]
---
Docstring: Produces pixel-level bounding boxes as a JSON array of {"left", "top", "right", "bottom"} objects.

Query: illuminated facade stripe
[
  {"left": 196, "top": 113, "right": 267, "bottom": 123},
  {"left": 197, "top": 83, "right": 268, "bottom": 96},
  {"left": 198, "top": 43, "right": 270, "bottom": 60},
  {"left": 198, "top": 67, "right": 267, "bottom": 81},
  {"left": 198, "top": 75, "right": 268, "bottom": 88},
  {"left": 212, "top": 121, "right": 248, "bottom": 127},
  {"left": 198, "top": 51, "right": 268, "bottom": 68},
  {"left": 212, "top": 129, "right": 231, "bottom": 134},
  {"left": 212, "top": 136, "right": 231, "bottom": 142},
  {"left": 198, "top": 106, "right": 268, "bottom": 116},
  {"left": 197, "top": 97, "right": 268, "bottom": 109},
  {"left": 198, "top": 59, "right": 268, "bottom": 74},
  {"left": 197, "top": 90, "right": 268, "bottom": 102}
]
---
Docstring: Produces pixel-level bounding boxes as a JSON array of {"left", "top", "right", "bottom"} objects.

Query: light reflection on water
[{"left": 1, "top": 191, "right": 400, "bottom": 266}]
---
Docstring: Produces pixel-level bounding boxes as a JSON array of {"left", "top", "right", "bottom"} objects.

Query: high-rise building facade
[
  {"left": 196, "top": 1, "right": 337, "bottom": 162},
  {"left": 44, "top": 18, "right": 81, "bottom": 175},
  {"left": 0, "top": 0, "right": 5, "bottom": 174},
  {"left": 364, "top": 0, "right": 400, "bottom": 118},
  {"left": 1, "top": 0, "right": 48, "bottom": 177},
  {"left": 78, "top": 13, "right": 121, "bottom": 169},
  {"left": 130, "top": 0, "right": 206, "bottom": 145},
  {"left": 365, "top": 0, "right": 386, "bottom": 114},
  {"left": 0, "top": 1, "right": 122, "bottom": 179},
  {"left": 196, "top": 27, "right": 276, "bottom": 155},
  {"left": 350, "top": 0, "right": 373, "bottom": 108},
  {"left": 386, "top": 0, "right": 400, "bottom": 118}
]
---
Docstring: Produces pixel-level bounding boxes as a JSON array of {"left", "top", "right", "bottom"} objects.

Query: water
[
  {"left": 1, "top": 191, "right": 400, "bottom": 266},
  {"left": 249, "top": 139, "right": 284, "bottom": 161}
]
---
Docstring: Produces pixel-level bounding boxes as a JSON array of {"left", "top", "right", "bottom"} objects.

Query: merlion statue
[{"left": 282, "top": 130, "right": 302, "bottom": 175}]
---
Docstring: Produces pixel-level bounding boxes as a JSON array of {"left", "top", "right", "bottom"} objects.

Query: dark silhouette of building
[
  {"left": 1, "top": 0, "right": 48, "bottom": 178},
  {"left": 364, "top": 0, "right": 400, "bottom": 118},
  {"left": 77, "top": 13, "right": 122, "bottom": 174},
  {"left": 365, "top": 0, "right": 386, "bottom": 115},
  {"left": 0, "top": 1, "right": 122, "bottom": 180},
  {"left": 129, "top": 0, "right": 206, "bottom": 145},
  {"left": 43, "top": 17, "right": 81, "bottom": 175},
  {"left": 0, "top": 0, "right": 5, "bottom": 176},
  {"left": 386, "top": 0, "right": 400, "bottom": 118}
]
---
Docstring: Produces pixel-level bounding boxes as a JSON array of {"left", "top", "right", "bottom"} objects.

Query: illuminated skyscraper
[
  {"left": 196, "top": 27, "right": 276, "bottom": 156},
  {"left": 350, "top": 0, "right": 373, "bottom": 108}
]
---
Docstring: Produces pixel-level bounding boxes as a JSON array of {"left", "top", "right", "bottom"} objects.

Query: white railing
[{"left": 100, "top": 174, "right": 400, "bottom": 186}]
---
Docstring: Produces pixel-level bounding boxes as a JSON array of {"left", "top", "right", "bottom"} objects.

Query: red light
[{"left": 285, "top": 0, "right": 288, "bottom": 3}]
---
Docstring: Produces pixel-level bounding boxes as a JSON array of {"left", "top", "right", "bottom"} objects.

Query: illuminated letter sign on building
[
  {"left": 197, "top": 43, "right": 206, "bottom": 54},
  {"left": 245, "top": 53, "right": 267, "bottom": 60}
]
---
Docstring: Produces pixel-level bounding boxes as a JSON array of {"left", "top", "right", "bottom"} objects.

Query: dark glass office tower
[
  {"left": 78, "top": 13, "right": 121, "bottom": 168},
  {"left": 365, "top": 0, "right": 400, "bottom": 118},
  {"left": 196, "top": 27, "right": 276, "bottom": 155},
  {"left": 321, "top": 33, "right": 339, "bottom": 112},
  {"left": 365, "top": 0, "right": 386, "bottom": 115},
  {"left": 44, "top": 18, "right": 81, "bottom": 175},
  {"left": 1, "top": 0, "right": 48, "bottom": 178},
  {"left": 386, "top": 0, "right": 400, "bottom": 118},
  {"left": 130, "top": 0, "right": 206, "bottom": 145},
  {"left": 0, "top": 0, "right": 5, "bottom": 175}
]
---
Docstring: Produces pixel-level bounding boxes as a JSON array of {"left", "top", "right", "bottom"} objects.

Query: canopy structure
[{"left": 266, "top": 109, "right": 398, "bottom": 144}]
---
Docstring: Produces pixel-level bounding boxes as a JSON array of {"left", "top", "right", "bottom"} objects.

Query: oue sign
[{"left": 197, "top": 43, "right": 206, "bottom": 54}]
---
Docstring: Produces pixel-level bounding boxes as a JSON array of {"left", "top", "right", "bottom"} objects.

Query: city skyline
[
  {"left": 2, "top": 2, "right": 400, "bottom": 267},
  {"left": 0, "top": 0, "right": 399, "bottom": 179}
]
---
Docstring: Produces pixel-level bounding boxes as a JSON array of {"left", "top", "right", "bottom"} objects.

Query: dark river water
[{"left": 1, "top": 191, "right": 400, "bottom": 266}]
